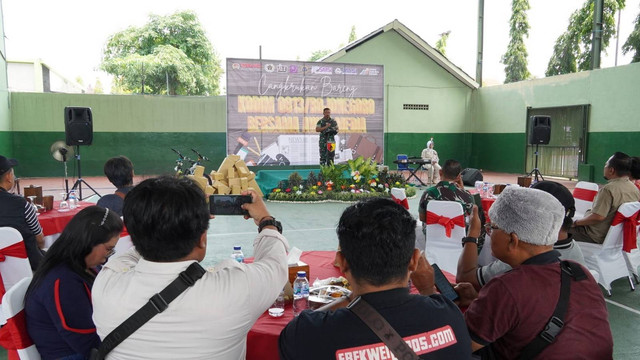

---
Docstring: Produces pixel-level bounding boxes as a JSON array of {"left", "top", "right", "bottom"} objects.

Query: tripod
[
  {"left": 68, "top": 146, "right": 101, "bottom": 200},
  {"left": 527, "top": 144, "right": 545, "bottom": 182}
]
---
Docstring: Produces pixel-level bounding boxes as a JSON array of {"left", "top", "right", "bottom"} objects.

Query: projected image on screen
[{"left": 226, "top": 59, "right": 384, "bottom": 166}]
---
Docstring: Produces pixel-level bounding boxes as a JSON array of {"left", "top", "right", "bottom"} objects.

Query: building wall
[
  {"left": 10, "top": 93, "right": 227, "bottom": 177},
  {"left": 7, "top": 62, "right": 37, "bottom": 92},
  {"left": 0, "top": 2, "right": 11, "bottom": 157},
  {"left": 471, "top": 62, "right": 640, "bottom": 179},
  {"left": 328, "top": 30, "right": 475, "bottom": 168}
]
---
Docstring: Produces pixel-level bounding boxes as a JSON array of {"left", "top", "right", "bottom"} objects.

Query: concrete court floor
[{"left": 3, "top": 171, "right": 639, "bottom": 359}]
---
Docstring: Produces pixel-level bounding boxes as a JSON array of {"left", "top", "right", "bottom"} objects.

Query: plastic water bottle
[
  {"left": 231, "top": 246, "right": 244, "bottom": 263},
  {"left": 292, "top": 271, "right": 309, "bottom": 316},
  {"left": 482, "top": 182, "right": 489, "bottom": 198},
  {"left": 68, "top": 191, "right": 77, "bottom": 209}
]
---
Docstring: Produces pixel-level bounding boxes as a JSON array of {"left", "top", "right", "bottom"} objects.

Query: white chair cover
[
  {"left": 573, "top": 181, "right": 599, "bottom": 220},
  {"left": 424, "top": 201, "right": 465, "bottom": 276},
  {"left": 0, "top": 227, "right": 33, "bottom": 325},
  {"left": 1, "top": 277, "right": 41, "bottom": 359},
  {"left": 577, "top": 202, "right": 640, "bottom": 295}
]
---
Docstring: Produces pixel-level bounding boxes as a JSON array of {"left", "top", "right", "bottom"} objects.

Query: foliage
[
  {"left": 348, "top": 26, "right": 357, "bottom": 43},
  {"left": 502, "top": 0, "right": 531, "bottom": 83},
  {"left": 267, "top": 157, "right": 417, "bottom": 202},
  {"left": 308, "top": 49, "right": 332, "bottom": 61},
  {"left": 435, "top": 31, "right": 451, "bottom": 56},
  {"left": 546, "top": 0, "right": 626, "bottom": 76},
  {"left": 622, "top": 4, "right": 640, "bottom": 62},
  {"left": 101, "top": 10, "right": 222, "bottom": 95},
  {"left": 93, "top": 78, "right": 104, "bottom": 94}
]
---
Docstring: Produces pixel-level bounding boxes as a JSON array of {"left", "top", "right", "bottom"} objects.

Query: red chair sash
[
  {"left": 573, "top": 188, "right": 597, "bottom": 202},
  {"left": 611, "top": 209, "right": 640, "bottom": 252},
  {"left": 392, "top": 197, "right": 409, "bottom": 210},
  {"left": 0, "top": 242, "right": 28, "bottom": 262},
  {"left": 0, "top": 310, "right": 34, "bottom": 354},
  {"left": 425, "top": 211, "right": 465, "bottom": 237},
  {"left": 0, "top": 242, "right": 28, "bottom": 301}
]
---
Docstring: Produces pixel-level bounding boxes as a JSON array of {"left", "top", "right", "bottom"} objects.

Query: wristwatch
[
  {"left": 258, "top": 217, "right": 283, "bottom": 234},
  {"left": 461, "top": 237, "right": 479, "bottom": 247}
]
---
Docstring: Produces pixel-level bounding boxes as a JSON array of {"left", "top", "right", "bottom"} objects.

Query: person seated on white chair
[
  {"left": 456, "top": 180, "right": 588, "bottom": 291},
  {"left": 421, "top": 140, "right": 441, "bottom": 185}
]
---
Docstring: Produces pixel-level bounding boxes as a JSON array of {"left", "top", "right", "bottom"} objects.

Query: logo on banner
[
  {"left": 264, "top": 64, "right": 275, "bottom": 72},
  {"left": 289, "top": 65, "right": 299, "bottom": 73},
  {"left": 344, "top": 67, "right": 358, "bottom": 75},
  {"left": 334, "top": 67, "right": 343, "bottom": 74},
  {"left": 239, "top": 63, "right": 261, "bottom": 71},
  {"left": 276, "top": 64, "right": 288, "bottom": 73},
  {"left": 312, "top": 66, "right": 333, "bottom": 74},
  {"left": 360, "top": 68, "right": 380, "bottom": 76},
  {"left": 231, "top": 63, "right": 240, "bottom": 70}
]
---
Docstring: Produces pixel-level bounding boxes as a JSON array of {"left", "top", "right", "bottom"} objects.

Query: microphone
[{"left": 191, "top": 148, "right": 209, "bottom": 161}]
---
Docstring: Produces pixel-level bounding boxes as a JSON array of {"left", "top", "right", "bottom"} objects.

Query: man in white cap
[
  {"left": 413, "top": 186, "right": 612, "bottom": 358},
  {"left": 457, "top": 186, "right": 612, "bottom": 359},
  {"left": 0, "top": 155, "right": 45, "bottom": 269}
]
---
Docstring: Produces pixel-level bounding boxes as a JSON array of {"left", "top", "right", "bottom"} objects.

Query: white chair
[
  {"left": 0, "top": 227, "right": 33, "bottom": 325},
  {"left": 577, "top": 202, "right": 640, "bottom": 296},
  {"left": 424, "top": 201, "right": 465, "bottom": 276},
  {"left": 573, "top": 181, "right": 599, "bottom": 220},
  {"left": 0, "top": 277, "right": 41, "bottom": 359},
  {"left": 620, "top": 202, "right": 640, "bottom": 283}
]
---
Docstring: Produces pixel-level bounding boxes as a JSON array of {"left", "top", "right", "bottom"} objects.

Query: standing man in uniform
[{"left": 315, "top": 107, "right": 339, "bottom": 166}]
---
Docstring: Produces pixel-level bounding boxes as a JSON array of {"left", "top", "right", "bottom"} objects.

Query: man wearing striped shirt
[{"left": 0, "top": 155, "right": 44, "bottom": 270}]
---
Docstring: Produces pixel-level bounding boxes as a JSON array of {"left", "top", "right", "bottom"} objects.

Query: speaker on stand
[
  {"left": 527, "top": 115, "right": 551, "bottom": 183},
  {"left": 64, "top": 106, "right": 100, "bottom": 200}
]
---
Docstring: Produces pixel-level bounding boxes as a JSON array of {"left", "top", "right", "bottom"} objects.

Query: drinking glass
[
  {"left": 59, "top": 193, "right": 69, "bottom": 211},
  {"left": 268, "top": 289, "right": 285, "bottom": 317},
  {"left": 474, "top": 181, "right": 483, "bottom": 196}
]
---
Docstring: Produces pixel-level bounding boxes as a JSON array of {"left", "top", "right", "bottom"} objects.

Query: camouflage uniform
[
  {"left": 419, "top": 180, "right": 486, "bottom": 238},
  {"left": 316, "top": 117, "right": 338, "bottom": 166}
]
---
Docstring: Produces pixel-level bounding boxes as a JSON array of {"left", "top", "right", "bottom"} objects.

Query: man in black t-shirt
[{"left": 278, "top": 198, "right": 471, "bottom": 360}]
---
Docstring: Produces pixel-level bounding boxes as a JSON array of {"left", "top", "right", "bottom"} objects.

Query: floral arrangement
[{"left": 267, "top": 157, "right": 416, "bottom": 202}]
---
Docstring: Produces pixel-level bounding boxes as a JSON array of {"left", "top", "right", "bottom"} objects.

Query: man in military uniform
[{"left": 315, "top": 107, "right": 339, "bottom": 166}]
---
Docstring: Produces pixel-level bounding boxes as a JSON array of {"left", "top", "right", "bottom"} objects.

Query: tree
[
  {"left": 546, "top": 0, "right": 625, "bottom": 77},
  {"left": 101, "top": 10, "right": 222, "bottom": 95},
  {"left": 308, "top": 49, "right": 332, "bottom": 61},
  {"left": 501, "top": 0, "right": 531, "bottom": 83},
  {"left": 622, "top": 5, "right": 640, "bottom": 62},
  {"left": 348, "top": 26, "right": 357, "bottom": 43},
  {"left": 435, "top": 31, "right": 451, "bottom": 56},
  {"left": 94, "top": 78, "right": 104, "bottom": 94}
]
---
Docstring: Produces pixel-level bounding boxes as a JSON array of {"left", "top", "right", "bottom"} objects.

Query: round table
[{"left": 245, "top": 250, "right": 456, "bottom": 360}]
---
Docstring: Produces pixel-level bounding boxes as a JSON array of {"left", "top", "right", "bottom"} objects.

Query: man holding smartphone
[{"left": 92, "top": 176, "right": 289, "bottom": 359}]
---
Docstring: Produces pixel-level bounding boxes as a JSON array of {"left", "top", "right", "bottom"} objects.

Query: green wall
[
  {"left": 10, "top": 93, "right": 227, "bottom": 177},
  {"left": 472, "top": 62, "right": 640, "bottom": 178},
  {"left": 0, "top": 4, "right": 11, "bottom": 157}
]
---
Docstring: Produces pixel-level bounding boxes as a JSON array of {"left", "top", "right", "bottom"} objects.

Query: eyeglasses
[
  {"left": 484, "top": 223, "right": 501, "bottom": 236},
  {"left": 103, "top": 244, "right": 116, "bottom": 258}
]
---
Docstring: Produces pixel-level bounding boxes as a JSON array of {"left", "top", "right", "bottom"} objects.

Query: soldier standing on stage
[{"left": 315, "top": 108, "right": 339, "bottom": 166}]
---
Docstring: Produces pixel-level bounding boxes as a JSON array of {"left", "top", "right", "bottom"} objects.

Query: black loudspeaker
[
  {"left": 461, "top": 168, "right": 483, "bottom": 186},
  {"left": 529, "top": 115, "right": 551, "bottom": 145},
  {"left": 65, "top": 107, "right": 93, "bottom": 146}
]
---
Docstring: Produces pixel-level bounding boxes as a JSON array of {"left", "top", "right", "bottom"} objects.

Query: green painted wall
[
  {"left": 10, "top": 93, "right": 228, "bottom": 177},
  {"left": 472, "top": 62, "right": 640, "bottom": 177},
  {"left": 0, "top": 5, "right": 11, "bottom": 157},
  {"left": 329, "top": 30, "right": 474, "bottom": 165}
]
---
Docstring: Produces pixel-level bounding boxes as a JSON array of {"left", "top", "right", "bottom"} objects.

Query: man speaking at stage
[{"left": 315, "top": 107, "right": 339, "bottom": 166}]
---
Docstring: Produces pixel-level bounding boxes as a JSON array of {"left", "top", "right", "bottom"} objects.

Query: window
[{"left": 403, "top": 104, "right": 429, "bottom": 110}]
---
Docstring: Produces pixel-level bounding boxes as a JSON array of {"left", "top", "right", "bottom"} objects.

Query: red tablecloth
[
  {"left": 38, "top": 201, "right": 93, "bottom": 236},
  {"left": 245, "top": 250, "right": 456, "bottom": 360}
]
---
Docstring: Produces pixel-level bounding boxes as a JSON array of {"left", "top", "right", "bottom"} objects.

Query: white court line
[
  {"left": 604, "top": 299, "right": 640, "bottom": 316},
  {"left": 211, "top": 227, "right": 336, "bottom": 236}
]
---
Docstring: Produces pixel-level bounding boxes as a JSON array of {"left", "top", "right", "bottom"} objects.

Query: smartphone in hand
[
  {"left": 209, "top": 195, "right": 252, "bottom": 216},
  {"left": 431, "top": 263, "right": 459, "bottom": 302}
]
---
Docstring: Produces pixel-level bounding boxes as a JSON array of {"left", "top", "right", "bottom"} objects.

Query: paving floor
[{"left": 3, "top": 171, "right": 639, "bottom": 359}]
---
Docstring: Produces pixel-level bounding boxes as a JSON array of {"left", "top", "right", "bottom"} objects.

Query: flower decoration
[
  {"left": 285, "top": 188, "right": 291, "bottom": 193},
  {"left": 296, "top": 190, "right": 302, "bottom": 195},
  {"left": 318, "top": 190, "right": 323, "bottom": 195}
]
